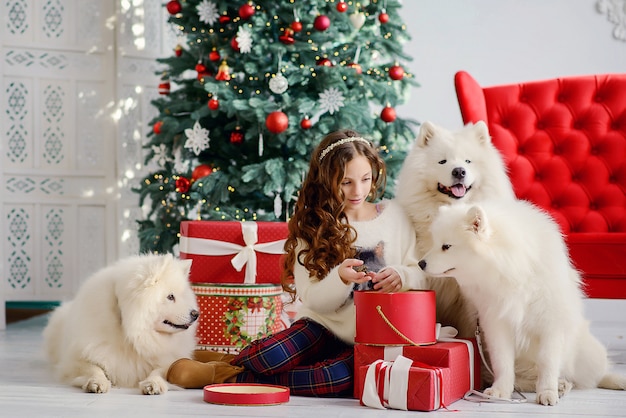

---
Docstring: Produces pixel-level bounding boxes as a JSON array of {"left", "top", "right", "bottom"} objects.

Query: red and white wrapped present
[
  {"left": 193, "top": 283, "right": 286, "bottom": 353},
  {"left": 354, "top": 338, "right": 480, "bottom": 408},
  {"left": 359, "top": 355, "right": 452, "bottom": 411},
  {"left": 180, "top": 221, "right": 288, "bottom": 284}
]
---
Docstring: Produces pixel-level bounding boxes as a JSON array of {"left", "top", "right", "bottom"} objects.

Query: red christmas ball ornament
[
  {"left": 347, "top": 62, "right": 362, "bottom": 74},
  {"left": 152, "top": 120, "right": 163, "bottom": 134},
  {"left": 381, "top": 106, "right": 397, "bottom": 123},
  {"left": 389, "top": 64, "right": 404, "bottom": 80},
  {"left": 378, "top": 11, "right": 389, "bottom": 24},
  {"left": 238, "top": 3, "right": 255, "bottom": 20},
  {"left": 230, "top": 37, "right": 240, "bottom": 52},
  {"left": 266, "top": 111, "right": 289, "bottom": 134},
  {"left": 191, "top": 164, "right": 213, "bottom": 181},
  {"left": 314, "top": 15, "right": 330, "bottom": 31},
  {"left": 336, "top": 1, "right": 348, "bottom": 13},
  {"left": 316, "top": 58, "right": 333, "bottom": 67},
  {"left": 209, "top": 49, "right": 220, "bottom": 62},
  {"left": 175, "top": 176, "right": 191, "bottom": 193},
  {"left": 219, "top": 14, "right": 231, "bottom": 24},
  {"left": 195, "top": 62, "right": 207, "bottom": 74},
  {"left": 208, "top": 98, "right": 219, "bottom": 110},
  {"left": 230, "top": 128, "right": 244, "bottom": 144},
  {"left": 300, "top": 117, "right": 312, "bottom": 130},
  {"left": 174, "top": 44, "right": 183, "bottom": 57},
  {"left": 166, "top": 0, "right": 181, "bottom": 15},
  {"left": 291, "top": 20, "right": 303, "bottom": 32},
  {"left": 158, "top": 81, "right": 170, "bottom": 95}
]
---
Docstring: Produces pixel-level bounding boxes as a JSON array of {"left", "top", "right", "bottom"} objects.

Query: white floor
[{"left": 1, "top": 312, "right": 625, "bottom": 418}]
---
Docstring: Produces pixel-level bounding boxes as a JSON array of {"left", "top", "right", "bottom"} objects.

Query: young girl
[{"left": 167, "top": 129, "right": 424, "bottom": 396}]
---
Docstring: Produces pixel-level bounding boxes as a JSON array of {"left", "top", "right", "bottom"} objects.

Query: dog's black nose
[
  {"left": 190, "top": 309, "right": 200, "bottom": 321},
  {"left": 452, "top": 167, "right": 466, "bottom": 179},
  {"left": 418, "top": 260, "right": 426, "bottom": 270}
]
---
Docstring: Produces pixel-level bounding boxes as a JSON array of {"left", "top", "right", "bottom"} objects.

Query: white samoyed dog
[
  {"left": 43, "top": 253, "right": 199, "bottom": 394},
  {"left": 419, "top": 200, "right": 626, "bottom": 405},
  {"left": 395, "top": 121, "right": 515, "bottom": 337}
]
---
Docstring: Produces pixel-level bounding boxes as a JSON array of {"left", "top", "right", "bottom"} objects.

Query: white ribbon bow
[
  {"left": 362, "top": 355, "right": 415, "bottom": 410},
  {"left": 179, "top": 222, "right": 286, "bottom": 284}
]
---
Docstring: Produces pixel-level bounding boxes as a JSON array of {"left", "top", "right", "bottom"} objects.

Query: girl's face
[{"left": 340, "top": 155, "right": 373, "bottom": 213}]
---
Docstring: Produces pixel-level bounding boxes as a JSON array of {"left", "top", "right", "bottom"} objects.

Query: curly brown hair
[{"left": 280, "top": 129, "right": 386, "bottom": 297}]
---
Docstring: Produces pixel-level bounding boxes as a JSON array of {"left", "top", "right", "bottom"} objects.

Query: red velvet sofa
[{"left": 454, "top": 71, "right": 626, "bottom": 298}]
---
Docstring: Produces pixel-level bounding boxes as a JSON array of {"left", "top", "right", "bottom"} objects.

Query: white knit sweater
[{"left": 292, "top": 199, "right": 424, "bottom": 345}]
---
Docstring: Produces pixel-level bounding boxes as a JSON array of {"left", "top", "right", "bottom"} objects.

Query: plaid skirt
[{"left": 232, "top": 317, "right": 354, "bottom": 397}]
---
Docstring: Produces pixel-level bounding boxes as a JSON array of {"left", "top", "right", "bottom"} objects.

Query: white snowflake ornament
[
  {"left": 236, "top": 26, "right": 253, "bottom": 53},
  {"left": 319, "top": 87, "right": 346, "bottom": 115},
  {"left": 151, "top": 144, "right": 169, "bottom": 167},
  {"left": 197, "top": 0, "right": 219, "bottom": 25},
  {"left": 184, "top": 121, "right": 211, "bottom": 155}
]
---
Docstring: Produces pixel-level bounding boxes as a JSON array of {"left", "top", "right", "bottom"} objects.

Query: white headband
[{"left": 319, "top": 137, "right": 371, "bottom": 161}]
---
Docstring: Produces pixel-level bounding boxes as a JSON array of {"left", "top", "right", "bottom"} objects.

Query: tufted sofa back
[{"left": 455, "top": 71, "right": 626, "bottom": 298}]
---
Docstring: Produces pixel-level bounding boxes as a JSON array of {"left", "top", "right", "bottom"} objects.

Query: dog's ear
[
  {"left": 180, "top": 258, "right": 193, "bottom": 277},
  {"left": 465, "top": 205, "right": 489, "bottom": 238},
  {"left": 472, "top": 120, "right": 492, "bottom": 145},
  {"left": 417, "top": 121, "right": 437, "bottom": 146}
]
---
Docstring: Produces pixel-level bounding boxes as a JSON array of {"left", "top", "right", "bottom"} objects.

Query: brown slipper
[
  {"left": 192, "top": 349, "right": 237, "bottom": 364},
  {"left": 166, "top": 359, "right": 244, "bottom": 389}
]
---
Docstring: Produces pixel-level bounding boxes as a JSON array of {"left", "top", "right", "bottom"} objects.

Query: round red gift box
[
  {"left": 354, "top": 290, "right": 436, "bottom": 346},
  {"left": 203, "top": 383, "right": 290, "bottom": 406}
]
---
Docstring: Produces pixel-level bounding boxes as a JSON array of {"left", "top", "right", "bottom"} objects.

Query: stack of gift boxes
[
  {"left": 353, "top": 290, "right": 481, "bottom": 411},
  {"left": 179, "top": 220, "right": 289, "bottom": 354}
]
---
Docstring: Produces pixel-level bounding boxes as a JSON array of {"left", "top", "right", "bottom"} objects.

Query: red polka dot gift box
[
  {"left": 192, "top": 283, "right": 286, "bottom": 353},
  {"left": 179, "top": 221, "right": 288, "bottom": 284}
]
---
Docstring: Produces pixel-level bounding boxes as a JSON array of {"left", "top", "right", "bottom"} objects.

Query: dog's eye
[
  {"left": 465, "top": 159, "right": 471, "bottom": 164},
  {"left": 442, "top": 244, "right": 451, "bottom": 251},
  {"left": 438, "top": 160, "right": 446, "bottom": 165},
  {"left": 167, "top": 294, "right": 175, "bottom": 302}
]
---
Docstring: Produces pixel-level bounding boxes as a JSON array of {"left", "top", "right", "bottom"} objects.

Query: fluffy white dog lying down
[
  {"left": 419, "top": 200, "right": 626, "bottom": 405},
  {"left": 43, "top": 253, "right": 199, "bottom": 394}
]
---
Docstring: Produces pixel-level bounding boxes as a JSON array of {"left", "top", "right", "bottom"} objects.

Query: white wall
[
  {"left": 396, "top": 0, "right": 626, "bottom": 344},
  {"left": 398, "top": 0, "right": 626, "bottom": 129}
]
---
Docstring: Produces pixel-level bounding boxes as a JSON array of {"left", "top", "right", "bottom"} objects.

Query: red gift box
[
  {"left": 354, "top": 290, "right": 436, "bottom": 346},
  {"left": 359, "top": 355, "right": 452, "bottom": 411},
  {"left": 193, "top": 284, "right": 287, "bottom": 353},
  {"left": 354, "top": 339, "right": 480, "bottom": 407},
  {"left": 180, "top": 221, "right": 288, "bottom": 284}
]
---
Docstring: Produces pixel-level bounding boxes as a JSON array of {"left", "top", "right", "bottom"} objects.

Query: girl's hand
[
  {"left": 370, "top": 268, "right": 402, "bottom": 293},
  {"left": 338, "top": 259, "right": 372, "bottom": 286}
]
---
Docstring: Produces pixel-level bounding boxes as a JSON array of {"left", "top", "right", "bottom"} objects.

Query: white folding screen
[{"left": 1, "top": 0, "right": 169, "bottom": 328}]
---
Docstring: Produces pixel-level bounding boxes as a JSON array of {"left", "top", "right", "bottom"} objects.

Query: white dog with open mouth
[
  {"left": 43, "top": 253, "right": 199, "bottom": 394},
  {"left": 395, "top": 121, "right": 515, "bottom": 337},
  {"left": 419, "top": 200, "right": 626, "bottom": 405}
]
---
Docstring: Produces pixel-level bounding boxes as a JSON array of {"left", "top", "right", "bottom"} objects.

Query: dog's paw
[
  {"left": 558, "top": 379, "right": 573, "bottom": 397},
  {"left": 536, "top": 389, "right": 559, "bottom": 406},
  {"left": 483, "top": 386, "right": 512, "bottom": 400},
  {"left": 140, "top": 377, "right": 168, "bottom": 395},
  {"left": 83, "top": 377, "right": 111, "bottom": 393}
]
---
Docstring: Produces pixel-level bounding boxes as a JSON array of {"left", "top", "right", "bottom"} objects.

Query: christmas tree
[{"left": 136, "top": 0, "right": 418, "bottom": 253}]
